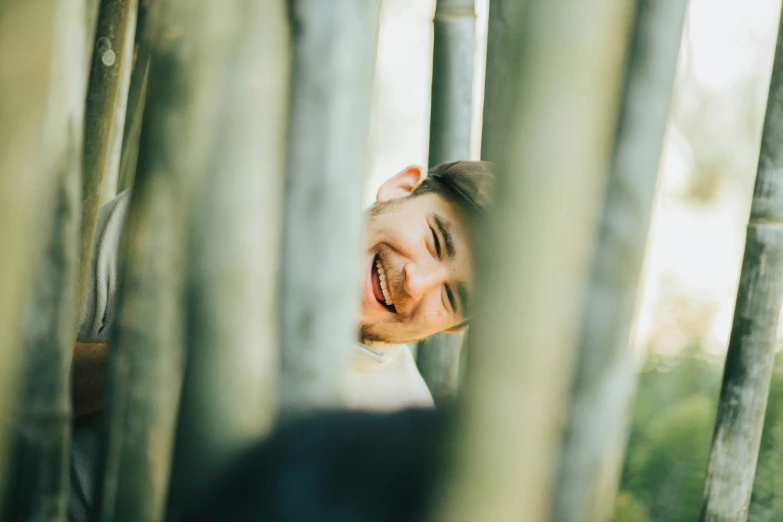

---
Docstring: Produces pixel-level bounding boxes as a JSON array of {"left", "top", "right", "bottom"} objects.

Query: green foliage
[
  {"left": 616, "top": 347, "right": 783, "bottom": 522},
  {"left": 612, "top": 492, "right": 651, "bottom": 522}
]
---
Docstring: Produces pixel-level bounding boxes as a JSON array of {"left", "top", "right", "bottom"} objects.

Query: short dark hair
[{"left": 412, "top": 160, "right": 496, "bottom": 221}]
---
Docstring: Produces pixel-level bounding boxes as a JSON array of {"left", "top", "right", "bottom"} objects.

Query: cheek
[{"left": 415, "top": 295, "right": 449, "bottom": 328}]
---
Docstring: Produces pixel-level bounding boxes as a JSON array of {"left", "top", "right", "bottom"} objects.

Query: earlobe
[{"left": 376, "top": 165, "right": 427, "bottom": 203}]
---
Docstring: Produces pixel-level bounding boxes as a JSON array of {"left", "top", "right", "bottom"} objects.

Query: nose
[{"left": 402, "top": 260, "right": 448, "bottom": 300}]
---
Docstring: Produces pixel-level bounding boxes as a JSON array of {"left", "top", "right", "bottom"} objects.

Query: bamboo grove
[{"left": 0, "top": 0, "right": 781, "bottom": 521}]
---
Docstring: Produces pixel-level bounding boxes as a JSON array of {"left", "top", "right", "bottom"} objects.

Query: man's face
[{"left": 358, "top": 166, "right": 473, "bottom": 345}]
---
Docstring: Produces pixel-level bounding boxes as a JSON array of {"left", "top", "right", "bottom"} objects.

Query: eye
[{"left": 430, "top": 226, "right": 441, "bottom": 259}]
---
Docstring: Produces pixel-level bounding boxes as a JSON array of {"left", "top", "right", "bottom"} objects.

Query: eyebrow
[{"left": 433, "top": 214, "right": 455, "bottom": 259}]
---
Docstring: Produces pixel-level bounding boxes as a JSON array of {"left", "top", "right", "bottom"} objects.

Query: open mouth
[{"left": 371, "top": 254, "right": 396, "bottom": 313}]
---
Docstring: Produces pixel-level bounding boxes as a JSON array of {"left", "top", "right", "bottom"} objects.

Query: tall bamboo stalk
[
  {"left": 418, "top": 0, "right": 477, "bottom": 406},
  {"left": 279, "top": 0, "right": 382, "bottom": 415},
  {"left": 551, "top": 1, "right": 687, "bottom": 521},
  {"left": 479, "top": 0, "right": 527, "bottom": 164},
  {"left": 165, "top": 1, "right": 290, "bottom": 516},
  {"left": 700, "top": 8, "right": 783, "bottom": 520},
  {"left": 432, "top": 1, "right": 634, "bottom": 521},
  {"left": 91, "top": 1, "right": 239, "bottom": 520},
  {"left": 0, "top": 0, "right": 85, "bottom": 508},
  {"left": 116, "top": 0, "right": 152, "bottom": 194},
  {"left": 13, "top": 1, "right": 88, "bottom": 520},
  {"left": 78, "top": 0, "right": 138, "bottom": 312}
]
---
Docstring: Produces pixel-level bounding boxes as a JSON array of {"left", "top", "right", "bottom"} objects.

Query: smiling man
[
  {"left": 67, "top": 160, "right": 494, "bottom": 522},
  {"left": 342, "top": 160, "right": 493, "bottom": 410}
]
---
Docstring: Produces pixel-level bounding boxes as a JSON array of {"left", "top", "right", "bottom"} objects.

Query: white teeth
[{"left": 375, "top": 258, "right": 393, "bottom": 307}]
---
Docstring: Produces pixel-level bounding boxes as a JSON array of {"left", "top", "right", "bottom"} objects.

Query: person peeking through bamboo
[{"left": 68, "top": 160, "right": 494, "bottom": 522}]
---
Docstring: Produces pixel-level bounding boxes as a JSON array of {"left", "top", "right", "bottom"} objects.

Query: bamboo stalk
[
  {"left": 479, "top": 0, "right": 527, "bottom": 164},
  {"left": 279, "top": 0, "right": 382, "bottom": 415},
  {"left": 116, "top": 0, "right": 152, "bottom": 194},
  {"left": 164, "top": 1, "right": 290, "bottom": 516},
  {"left": 78, "top": 0, "right": 138, "bottom": 313},
  {"left": 0, "top": 0, "right": 85, "bottom": 508},
  {"left": 91, "top": 1, "right": 241, "bottom": 520},
  {"left": 432, "top": 1, "right": 634, "bottom": 521},
  {"left": 700, "top": 7, "right": 783, "bottom": 520},
  {"left": 418, "top": 0, "right": 477, "bottom": 405},
  {"left": 550, "top": 1, "right": 687, "bottom": 521},
  {"left": 12, "top": 0, "right": 88, "bottom": 520},
  {"left": 416, "top": 331, "right": 464, "bottom": 405}
]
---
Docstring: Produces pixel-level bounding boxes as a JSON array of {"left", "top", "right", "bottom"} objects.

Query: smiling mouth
[{"left": 372, "top": 255, "right": 396, "bottom": 313}]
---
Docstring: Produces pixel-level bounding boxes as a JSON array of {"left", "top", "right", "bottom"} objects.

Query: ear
[{"left": 376, "top": 165, "right": 427, "bottom": 203}]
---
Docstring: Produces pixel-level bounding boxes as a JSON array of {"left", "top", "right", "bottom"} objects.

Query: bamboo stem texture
[
  {"left": 165, "top": 0, "right": 289, "bottom": 515},
  {"left": 0, "top": 0, "right": 86, "bottom": 510},
  {"left": 418, "top": 0, "right": 477, "bottom": 404},
  {"left": 479, "top": 0, "right": 527, "bottom": 164},
  {"left": 91, "top": 1, "right": 240, "bottom": 520},
  {"left": 700, "top": 6, "right": 783, "bottom": 520},
  {"left": 551, "top": 1, "right": 687, "bottom": 520},
  {"left": 78, "top": 0, "right": 138, "bottom": 313},
  {"left": 279, "top": 0, "right": 381, "bottom": 415},
  {"left": 433, "top": 1, "right": 634, "bottom": 521},
  {"left": 116, "top": 0, "right": 152, "bottom": 194}
]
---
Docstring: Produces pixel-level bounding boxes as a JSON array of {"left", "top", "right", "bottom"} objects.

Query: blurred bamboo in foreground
[
  {"left": 418, "top": 0, "right": 477, "bottom": 405},
  {"left": 433, "top": 1, "right": 634, "bottom": 521},
  {"left": 165, "top": 0, "right": 290, "bottom": 516},
  {"left": 700, "top": 5, "right": 783, "bottom": 520},
  {"left": 14, "top": 0, "right": 88, "bottom": 517},
  {"left": 90, "top": 1, "right": 242, "bottom": 519},
  {"left": 0, "top": 0, "right": 86, "bottom": 514},
  {"left": 279, "top": 0, "right": 382, "bottom": 415},
  {"left": 551, "top": 1, "right": 688, "bottom": 520}
]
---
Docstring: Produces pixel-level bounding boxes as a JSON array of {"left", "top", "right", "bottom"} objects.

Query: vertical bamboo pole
[
  {"left": 418, "top": 0, "right": 477, "bottom": 405},
  {"left": 116, "top": 0, "right": 152, "bottom": 194},
  {"left": 0, "top": 0, "right": 85, "bottom": 509},
  {"left": 165, "top": 1, "right": 290, "bottom": 516},
  {"left": 78, "top": 0, "right": 138, "bottom": 311},
  {"left": 479, "top": 0, "right": 527, "bottom": 164},
  {"left": 91, "top": 2, "right": 241, "bottom": 520},
  {"left": 433, "top": 1, "right": 634, "bottom": 521},
  {"left": 550, "top": 1, "right": 687, "bottom": 521},
  {"left": 700, "top": 7, "right": 783, "bottom": 521},
  {"left": 279, "top": 0, "right": 382, "bottom": 415}
]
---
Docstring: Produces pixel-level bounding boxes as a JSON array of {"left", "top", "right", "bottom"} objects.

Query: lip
[{"left": 365, "top": 253, "right": 392, "bottom": 313}]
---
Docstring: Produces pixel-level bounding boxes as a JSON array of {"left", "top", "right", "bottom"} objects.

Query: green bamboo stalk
[
  {"left": 700, "top": 8, "right": 783, "bottom": 521},
  {"left": 165, "top": 1, "right": 290, "bottom": 516},
  {"left": 551, "top": 1, "right": 687, "bottom": 520},
  {"left": 0, "top": 0, "right": 85, "bottom": 509},
  {"left": 416, "top": 331, "right": 464, "bottom": 405},
  {"left": 479, "top": 0, "right": 527, "bottom": 164},
  {"left": 432, "top": 1, "right": 634, "bottom": 521},
  {"left": 98, "top": 2, "right": 139, "bottom": 203},
  {"left": 78, "top": 0, "right": 138, "bottom": 313},
  {"left": 116, "top": 0, "right": 152, "bottom": 194},
  {"left": 13, "top": 0, "right": 88, "bottom": 520},
  {"left": 418, "top": 0, "right": 477, "bottom": 406},
  {"left": 279, "top": 0, "right": 382, "bottom": 415},
  {"left": 91, "top": 1, "right": 239, "bottom": 520}
]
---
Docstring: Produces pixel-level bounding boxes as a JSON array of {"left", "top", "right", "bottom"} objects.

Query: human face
[{"left": 359, "top": 166, "right": 473, "bottom": 345}]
